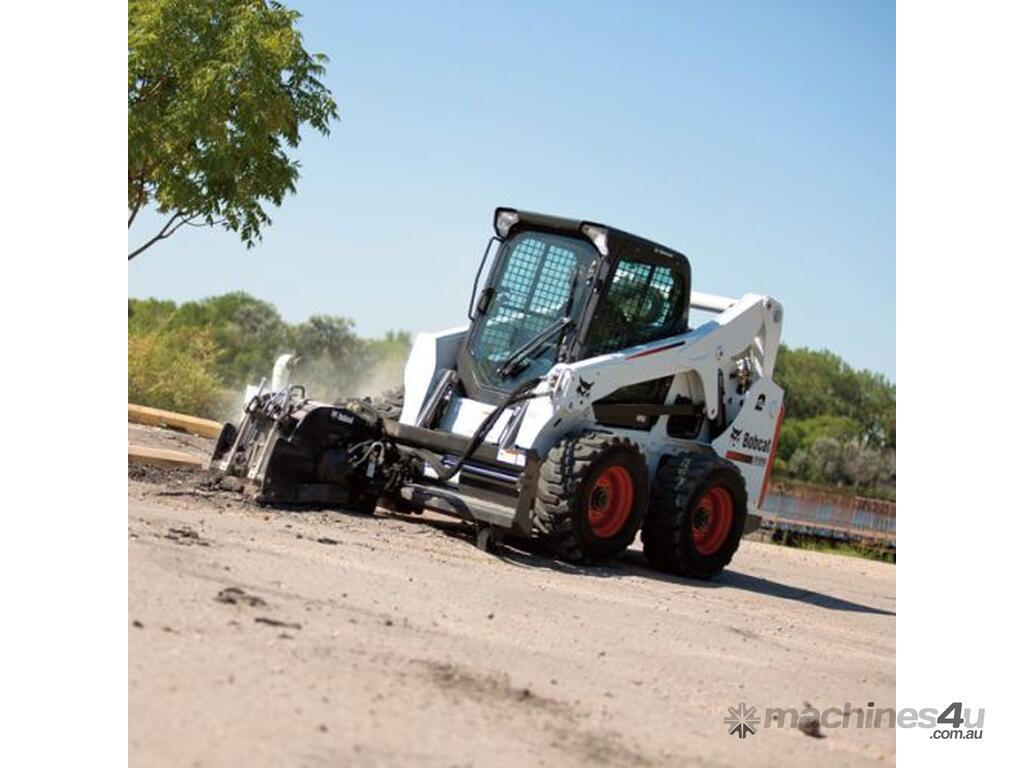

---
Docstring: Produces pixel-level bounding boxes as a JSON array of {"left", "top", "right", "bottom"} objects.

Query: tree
[
  {"left": 128, "top": 0, "right": 338, "bottom": 260},
  {"left": 185, "top": 293, "right": 291, "bottom": 385},
  {"left": 291, "top": 315, "right": 363, "bottom": 368},
  {"left": 128, "top": 292, "right": 290, "bottom": 385},
  {"left": 777, "top": 414, "right": 862, "bottom": 462},
  {"left": 287, "top": 315, "right": 366, "bottom": 399},
  {"left": 364, "top": 330, "right": 412, "bottom": 367},
  {"left": 128, "top": 297, "right": 177, "bottom": 330},
  {"left": 128, "top": 326, "right": 224, "bottom": 417},
  {"left": 775, "top": 345, "right": 896, "bottom": 449}
]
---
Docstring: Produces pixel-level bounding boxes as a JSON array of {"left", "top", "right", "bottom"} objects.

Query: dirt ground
[
  {"left": 128, "top": 428, "right": 896, "bottom": 768},
  {"left": 129, "top": 422, "right": 215, "bottom": 459}
]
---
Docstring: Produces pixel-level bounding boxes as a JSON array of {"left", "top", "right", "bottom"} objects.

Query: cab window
[{"left": 584, "top": 259, "right": 687, "bottom": 356}]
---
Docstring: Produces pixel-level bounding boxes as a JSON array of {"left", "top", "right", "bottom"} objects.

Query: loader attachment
[
  {"left": 211, "top": 387, "right": 390, "bottom": 512},
  {"left": 211, "top": 384, "right": 541, "bottom": 534}
]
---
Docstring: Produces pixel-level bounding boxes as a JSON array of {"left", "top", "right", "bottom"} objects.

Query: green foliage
[
  {"left": 128, "top": 0, "right": 338, "bottom": 259},
  {"left": 287, "top": 315, "right": 365, "bottom": 398},
  {"left": 127, "top": 297, "right": 177, "bottom": 331},
  {"left": 128, "top": 294, "right": 412, "bottom": 414},
  {"left": 291, "top": 315, "right": 364, "bottom": 370},
  {"left": 192, "top": 293, "right": 290, "bottom": 384},
  {"left": 784, "top": 434, "right": 895, "bottom": 494},
  {"left": 130, "top": 292, "right": 289, "bottom": 385},
  {"left": 777, "top": 414, "right": 862, "bottom": 461},
  {"left": 772, "top": 345, "right": 896, "bottom": 495},
  {"left": 125, "top": 295, "right": 897, "bottom": 494},
  {"left": 775, "top": 345, "right": 896, "bottom": 449},
  {"left": 771, "top": 531, "right": 895, "bottom": 563},
  {"left": 128, "top": 326, "right": 224, "bottom": 417},
  {"left": 365, "top": 330, "right": 413, "bottom": 360}
]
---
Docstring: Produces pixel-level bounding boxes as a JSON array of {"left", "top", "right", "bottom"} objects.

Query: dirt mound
[{"left": 128, "top": 464, "right": 206, "bottom": 485}]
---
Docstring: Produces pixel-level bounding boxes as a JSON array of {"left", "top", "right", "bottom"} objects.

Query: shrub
[
  {"left": 128, "top": 327, "right": 225, "bottom": 418},
  {"left": 788, "top": 436, "right": 895, "bottom": 492}
]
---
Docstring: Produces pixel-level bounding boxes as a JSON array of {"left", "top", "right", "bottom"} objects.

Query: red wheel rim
[
  {"left": 586, "top": 465, "right": 634, "bottom": 538},
  {"left": 692, "top": 486, "right": 734, "bottom": 555}
]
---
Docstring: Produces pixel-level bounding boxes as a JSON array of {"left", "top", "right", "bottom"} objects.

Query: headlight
[
  {"left": 494, "top": 208, "right": 520, "bottom": 238},
  {"left": 580, "top": 223, "right": 609, "bottom": 256}
]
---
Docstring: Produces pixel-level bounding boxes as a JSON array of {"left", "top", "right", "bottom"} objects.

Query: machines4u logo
[
  {"left": 724, "top": 700, "right": 985, "bottom": 741},
  {"left": 725, "top": 703, "right": 759, "bottom": 738}
]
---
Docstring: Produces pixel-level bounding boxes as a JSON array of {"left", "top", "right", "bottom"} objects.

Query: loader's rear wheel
[
  {"left": 533, "top": 433, "right": 648, "bottom": 562},
  {"left": 641, "top": 452, "right": 747, "bottom": 579}
]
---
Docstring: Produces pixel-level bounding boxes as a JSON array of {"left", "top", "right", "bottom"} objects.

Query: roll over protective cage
[{"left": 460, "top": 209, "right": 694, "bottom": 405}]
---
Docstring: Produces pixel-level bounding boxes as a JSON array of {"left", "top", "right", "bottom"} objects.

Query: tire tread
[
  {"left": 641, "top": 451, "right": 747, "bottom": 579},
  {"left": 533, "top": 432, "right": 646, "bottom": 562}
]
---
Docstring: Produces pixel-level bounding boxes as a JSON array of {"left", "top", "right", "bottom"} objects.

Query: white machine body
[{"left": 400, "top": 290, "right": 784, "bottom": 517}]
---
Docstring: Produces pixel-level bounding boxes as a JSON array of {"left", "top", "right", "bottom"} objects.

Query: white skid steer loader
[{"left": 211, "top": 208, "right": 785, "bottom": 578}]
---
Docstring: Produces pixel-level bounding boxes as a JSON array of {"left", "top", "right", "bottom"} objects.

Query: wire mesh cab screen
[
  {"left": 584, "top": 258, "right": 688, "bottom": 357},
  {"left": 465, "top": 230, "right": 597, "bottom": 389}
]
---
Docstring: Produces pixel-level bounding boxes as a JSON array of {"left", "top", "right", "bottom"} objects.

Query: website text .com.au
[{"left": 724, "top": 701, "right": 983, "bottom": 740}]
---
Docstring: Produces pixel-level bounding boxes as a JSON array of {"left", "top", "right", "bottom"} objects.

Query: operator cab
[{"left": 459, "top": 208, "right": 692, "bottom": 404}]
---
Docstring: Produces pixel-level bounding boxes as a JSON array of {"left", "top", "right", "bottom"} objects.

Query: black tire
[
  {"left": 641, "top": 452, "right": 747, "bottom": 579},
  {"left": 349, "top": 487, "right": 381, "bottom": 515},
  {"left": 371, "top": 387, "right": 404, "bottom": 421},
  {"left": 533, "top": 433, "right": 649, "bottom": 562}
]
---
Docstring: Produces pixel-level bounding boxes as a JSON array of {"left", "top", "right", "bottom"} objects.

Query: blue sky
[{"left": 128, "top": 0, "right": 895, "bottom": 381}]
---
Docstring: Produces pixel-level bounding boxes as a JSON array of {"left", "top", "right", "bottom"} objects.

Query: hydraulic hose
[{"left": 424, "top": 376, "right": 544, "bottom": 482}]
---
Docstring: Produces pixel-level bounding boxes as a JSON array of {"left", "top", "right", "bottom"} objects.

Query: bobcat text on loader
[{"left": 212, "top": 208, "right": 785, "bottom": 578}]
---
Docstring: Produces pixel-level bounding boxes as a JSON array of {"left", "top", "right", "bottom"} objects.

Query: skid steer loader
[{"left": 211, "top": 208, "right": 785, "bottom": 578}]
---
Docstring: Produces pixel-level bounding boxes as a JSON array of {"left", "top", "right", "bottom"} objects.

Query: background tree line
[
  {"left": 773, "top": 346, "right": 896, "bottom": 499},
  {"left": 128, "top": 292, "right": 409, "bottom": 418},
  {"left": 128, "top": 293, "right": 895, "bottom": 498}
]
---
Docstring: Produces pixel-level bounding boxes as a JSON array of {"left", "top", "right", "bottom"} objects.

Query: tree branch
[
  {"left": 128, "top": 211, "right": 200, "bottom": 261},
  {"left": 130, "top": 72, "right": 170, "bottom": 106},
  {"left": 128, "top": 183, "right": 146, "bottom": 229},
  {"left": 163, "top": 213, "right": 199, "bottom": 238}
]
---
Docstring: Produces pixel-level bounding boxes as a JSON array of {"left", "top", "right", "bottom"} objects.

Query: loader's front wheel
[
  {"left": 641, "top": 452, "right": 747, "bottom": 579},
  {"left": 533, "top": 433, "right": 648, "bottom": 562}
]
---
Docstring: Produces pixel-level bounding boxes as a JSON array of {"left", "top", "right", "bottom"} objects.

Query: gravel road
[{"left": 128, "top": 437, "right": 895, "bottom": 767}]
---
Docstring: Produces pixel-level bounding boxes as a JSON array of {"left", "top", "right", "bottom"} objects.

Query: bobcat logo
[
  {"left": 576, "top": 377, "right": 594, "bottom": 397},
  {"left": 729, "top": 426, "right": 743, "bottom": 442}
]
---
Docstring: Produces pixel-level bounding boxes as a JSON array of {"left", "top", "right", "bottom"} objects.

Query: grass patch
[{"left": 769, "top": 530, "right": 895, "bottom": 563}]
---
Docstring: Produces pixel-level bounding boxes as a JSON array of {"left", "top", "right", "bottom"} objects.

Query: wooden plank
[
  {"left": 128, "top": 403, "right": 223, "bottom": 439},
  {"left": 128, "top": 445, "right": 205, "bottom": 469}
]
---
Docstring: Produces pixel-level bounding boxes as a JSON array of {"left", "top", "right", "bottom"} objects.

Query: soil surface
[
  {"left": 129, "top": 422, "right": 215, "bottom": 460},
  {"left": 128, "top": 429, "right": 895, "bottom": 767}
]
